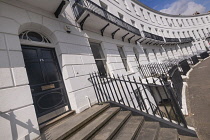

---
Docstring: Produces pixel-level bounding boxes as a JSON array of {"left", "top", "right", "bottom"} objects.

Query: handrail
[{"left": 72, "top": 0, "right": 141, "bottom": 36}]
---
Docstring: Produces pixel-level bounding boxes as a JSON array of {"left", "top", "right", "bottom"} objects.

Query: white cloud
[{"left": 160, "top": 0, "right": 206, "bottom": 15}]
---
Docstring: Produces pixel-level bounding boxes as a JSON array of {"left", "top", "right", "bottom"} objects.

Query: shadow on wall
[{"left": 0, "top": 111, "right": 40, "bottom": 140}]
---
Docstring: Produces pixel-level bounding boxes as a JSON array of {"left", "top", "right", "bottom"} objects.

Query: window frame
[
  {"left": 89, "top": 42, "right": 108, "bottom": 77},
  {"left": 118, "top": 46, "right": 130, "bottom": 71}
]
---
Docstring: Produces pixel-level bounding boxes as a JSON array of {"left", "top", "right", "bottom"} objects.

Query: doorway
[{"left": 22, "top": 45, "right": 70, "bottom": 124}]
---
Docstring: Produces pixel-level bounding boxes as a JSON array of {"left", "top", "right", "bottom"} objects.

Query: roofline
[{"left": 132, "top": 0, "right": 210, "bottom": 18}]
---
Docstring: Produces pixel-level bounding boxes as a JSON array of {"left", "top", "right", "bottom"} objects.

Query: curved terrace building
[{"left": 0, "top": 0, "right": 209, "bottom": 139}]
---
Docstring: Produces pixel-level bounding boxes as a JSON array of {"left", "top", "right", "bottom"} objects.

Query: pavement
[{"left": 186, "top": 57, "right": 210, "bottom": 140}]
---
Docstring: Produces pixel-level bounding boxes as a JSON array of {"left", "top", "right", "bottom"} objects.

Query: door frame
[{"left": 20, "top": 42, "right": 71, "bottom": 124}]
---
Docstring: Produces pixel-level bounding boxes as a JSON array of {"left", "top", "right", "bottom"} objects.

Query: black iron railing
[
  {"left": 190, "top": 55, "right": 199, "bottom": 65},
  {"left": 200, "top": 51, "right": 209, "bottom": 59},
  {"left": 143, "top": 31, "right": 164, "bottom": 41},
  {"left": 179, "top": 59, "right": 191, "bottom": 75},
  {"left": 168, "top": 66, "right": 183, "bottom": 106},
  {"left": 180, "top": 37, "right": 194, "bottom": 43},
  {"left": 72, "top": 0, "right": 141, "bottom": 36},
  {"left": 138, "top": 62, "right": 176, "bottom": 78},
  {"left": 89, "top": 72, "right": 188, "bottom": 128},
  {"left": 165, "top": 37, "right": 180, "bottom": 43}
]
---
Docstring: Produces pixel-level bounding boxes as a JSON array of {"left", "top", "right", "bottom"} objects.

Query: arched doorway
[{"left": 19, "top": 30, "right": 70, "bottom": 124}]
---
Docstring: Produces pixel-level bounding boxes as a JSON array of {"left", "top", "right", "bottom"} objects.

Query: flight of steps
[{"left": 36, "top": 103, "right": 198, "bottom": 140}]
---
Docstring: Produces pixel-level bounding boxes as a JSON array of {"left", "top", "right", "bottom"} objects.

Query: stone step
[
  {"left": 36, "top": 103, "right": 110, "bottom": 140},
  {"left": 92, "top": 111, "right": 131, "bottom": 140},
  {"left": 158, "top": 128, "right": 178, "bottom": 140},
  {"left": 40, "top": 110, "right": 75, "bottom": 131},
  {"left": 113, "top": 116, "right": 144, "bottom": 140},
  {"left": 67, "top": 107, "right": 120, "bottom": 140},
  {"left": 179, "top": 135, "right": 199, "bottom": 140},
  {"left": 136, "top": 122, "right": 160, "bottom": 140}
]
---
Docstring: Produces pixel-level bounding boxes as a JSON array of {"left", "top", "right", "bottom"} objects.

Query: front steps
[{"left": 37, "top": 103, "right": 198, "bottom": 140}]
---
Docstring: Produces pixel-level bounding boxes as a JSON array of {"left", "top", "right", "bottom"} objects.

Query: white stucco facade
[{"left": 0, "top": 0, "right": 209, "bottom": 139}]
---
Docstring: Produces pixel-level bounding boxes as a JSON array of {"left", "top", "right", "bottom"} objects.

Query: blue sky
[{"left": 138, "top": 0, "right": 210, "bottom": 15}]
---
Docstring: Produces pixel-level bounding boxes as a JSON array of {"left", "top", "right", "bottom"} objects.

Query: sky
[{"left": 138, "top": 0, "right": 210, "bottom": 15}]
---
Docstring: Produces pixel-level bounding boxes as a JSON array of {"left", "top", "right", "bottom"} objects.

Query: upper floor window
[
  {"left": 182, "top": 31, "right": 186, "bottom": 38},
  {"left": 140, "top": 8, "right": 147, "bottom": 20},
  {"left": 90, "top": 42, "right": 108, "bottom": 77},
  {"left": 187, "top": 31, "right": 191, "bottom": 38},
  {"left": 171, "top": 19, "right": 175, "bottom": 26},
  {"left": 118, "top": 46, "right": 130, "bottom": 71},
  {"left": 197, "top": 30, "right": 202, "bottom": 38},
  {"left": 118, "top": 12, "right": 124, "bottom": 21},
  {"left": 100, "top": 1, "right": 108, "bottom": 10},
  {"left": 154, "top": 15, "right": 158, "bottom": 23},
  {"left": 160, "top": 17, "right": 164, "bottom": 24},
  {"left": 196, "top": 18, "right": 200, "bottom": 24},
  {"left": 140, "top": 24, "right": 144, "bottom": 30},
  {"left": 147, "top": 12, "right": 153, "bottom": 22},
  {"left": 122, "top": 0, "right": 129, "bottom": 10},
  {"left": 131, "top": 3, "right": 139, "bottom": 15},
  {"left": 131, "top": 20, "right": 136, "bottom": 27},
  {"left": 191, "top": 19, "right": 195, "bottom": 25},
  {"left": 186, "top": 19, "right": 190, "bottom": 26},
  {"left": 206, "top": 16, "right": 209, "bottom": 22},
  {"left": 201, "top": 18, "right": 205, "bottom": 24}
]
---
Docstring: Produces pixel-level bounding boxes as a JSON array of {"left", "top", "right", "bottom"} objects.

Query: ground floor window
[
  {"left": 118, "top": 46, "right": 130, "bottom": 71},
  {"left": 90, "top": 42, "right": 107, "bottom": 77},
  {"left": 133, "top": 47, "right": 139, "bottom": 63},
  {"left": 143, "top": 49, "right": 150, "bottom": 62}
]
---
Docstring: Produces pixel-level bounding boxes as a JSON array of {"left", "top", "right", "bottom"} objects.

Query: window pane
[
  {"left": 133, "top": 47, "right": 139, "bottom": 61},
  {"left": 95, "top": 60, "right": 107, "bottom": 77},
  {"left": 118, "top": 47, "right": 126, "bottom": 58},
  {"left": 90, "top": 42, "right": 105, "bottom": 59},
  {"left": 144, "top": 49, "right": 150, "bottom": 62},
  {"left": 28, "top": 31, "right": 43, "bottom": 42},
  {"left": 90, "top": 42, "right": 107, "bottom": 76},
  {"left": 118, "top": 46, "right": 129, "bottom": 71},
  {"left": 122, "top": 59, "right": 129, "bottom": 71}
]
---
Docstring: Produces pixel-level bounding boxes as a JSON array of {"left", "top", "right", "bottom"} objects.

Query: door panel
[{"left": 22, "top": 45, "right": 69, "bottom": 118}]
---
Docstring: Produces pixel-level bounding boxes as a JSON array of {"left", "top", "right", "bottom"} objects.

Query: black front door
[{"left": 22, "top": 45, "right": 69, "bottom": 117}]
